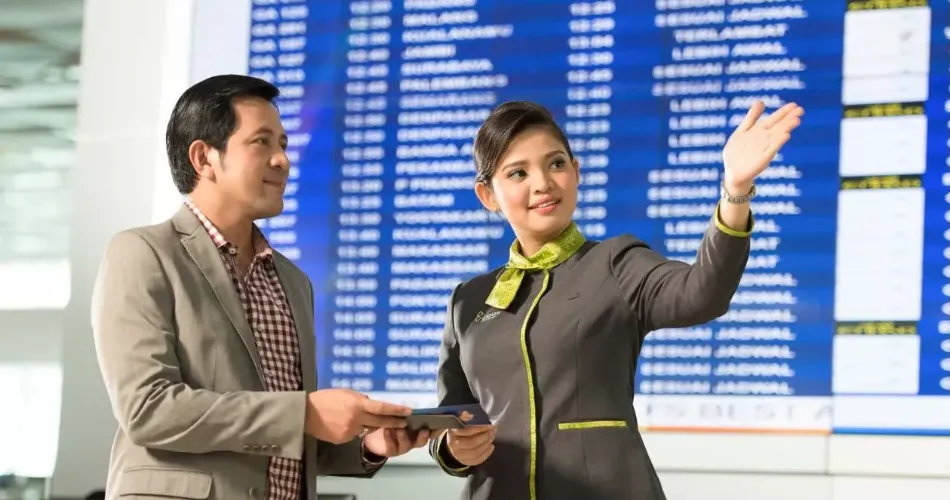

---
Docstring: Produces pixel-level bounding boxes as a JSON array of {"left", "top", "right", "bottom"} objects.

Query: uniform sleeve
[
  {"left": 427, "top": 284, "right": 475, "bottom": 477},
  {"left": 609, "top": 202, "right": 752, "bottom": 336},
  {"left": 314, "top": 439, "right": 383, "bottom": 477}
]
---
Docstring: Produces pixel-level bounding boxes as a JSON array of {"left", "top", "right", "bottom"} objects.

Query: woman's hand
[
  {"left": 722, "top": 100, "right": 804, "bottom": 193},
  {"left": 446, "top": 424, "right": 496, "bottom": 466}
]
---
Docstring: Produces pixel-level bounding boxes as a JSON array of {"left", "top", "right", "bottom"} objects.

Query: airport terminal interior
[{"left": 1, "top": 0, "right": 949, "bottom": 499}]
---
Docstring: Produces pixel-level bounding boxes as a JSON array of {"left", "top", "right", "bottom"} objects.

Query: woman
[{"left": 427, "top": 99, "right": 803, "bottom": 500}]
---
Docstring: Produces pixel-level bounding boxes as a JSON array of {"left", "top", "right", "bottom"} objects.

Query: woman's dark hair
[{"left": 473, "top": 101, "right": 574, "bottom": 185}]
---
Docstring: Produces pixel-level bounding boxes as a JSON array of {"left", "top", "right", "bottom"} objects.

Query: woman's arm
[
  {"left": 610, "top": 201, "right": 752, "bottom": 336},
  {"left": 718, "top": 179, "right": 753, "bottom": 232},
  {"left": 427, "top": 284, "right": 476, "bottom": 477},
  {"left": 613, "top": 100, "right": 803, "bottom": 337}
]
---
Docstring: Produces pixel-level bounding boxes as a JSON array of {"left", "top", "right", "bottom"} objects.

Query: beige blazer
[{"left": 92, "top": 206, "right": 375, "bottom": 500}]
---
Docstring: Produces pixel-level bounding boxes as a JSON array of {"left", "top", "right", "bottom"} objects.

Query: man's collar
[{"left": 183, "top": 198, "right": 273, "bottom": 258}]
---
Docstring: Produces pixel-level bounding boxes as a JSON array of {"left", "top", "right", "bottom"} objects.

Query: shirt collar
[{"left": 184, "top": 198, "right": 273, "bottom": 259}]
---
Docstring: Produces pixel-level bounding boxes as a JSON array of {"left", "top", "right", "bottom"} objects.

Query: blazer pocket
[
  {"left": 557, "top": 419, "right": 628, "bottom": 431},
  {"left": 117, "top": 466, "right": 213, "bottom": 499}
]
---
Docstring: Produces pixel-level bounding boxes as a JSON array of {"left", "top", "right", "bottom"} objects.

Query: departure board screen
[{"left": 245, "top": 0, "right": 950, "bottom": 436}]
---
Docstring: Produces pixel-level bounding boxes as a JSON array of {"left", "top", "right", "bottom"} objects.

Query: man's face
[{"left": 206, "top": 96, "right": 290, "bottom": 220}]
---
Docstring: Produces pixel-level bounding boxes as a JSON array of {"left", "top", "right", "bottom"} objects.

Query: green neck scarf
[{"left": 485, "top": 222, "right": 586, "bottom": 310}]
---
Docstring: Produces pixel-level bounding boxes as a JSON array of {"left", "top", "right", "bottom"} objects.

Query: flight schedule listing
[{"left": 245, "top": 0, "right": 950, "bottom": 436}]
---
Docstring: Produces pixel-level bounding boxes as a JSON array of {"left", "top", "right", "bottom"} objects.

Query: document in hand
[{"left": 406, "top": 403, "right": 492, "bottom": 430}]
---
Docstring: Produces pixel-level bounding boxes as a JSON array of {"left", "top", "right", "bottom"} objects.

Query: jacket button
[{"left": 249, "top": 486, "right": 261, "bottom": 499}]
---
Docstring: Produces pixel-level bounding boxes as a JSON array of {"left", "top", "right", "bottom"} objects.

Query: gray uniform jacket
[{"left": 428, "top": 215, "right": 752, "bottom": 500}]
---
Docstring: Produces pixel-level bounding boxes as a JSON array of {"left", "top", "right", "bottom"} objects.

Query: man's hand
[
  {"left": 363, "top": 428, "right": 430, "bottom": 458},
  {"left": 304, "top": 389, "right": 411, "bottom": 444}
]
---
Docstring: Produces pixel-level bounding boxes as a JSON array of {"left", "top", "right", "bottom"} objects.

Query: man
[{"left": 92, "top": 74, "right": 427, "bottom": 500}]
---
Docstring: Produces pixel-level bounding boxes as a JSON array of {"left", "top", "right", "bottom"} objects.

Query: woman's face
[{"left": 475, "top": 126, "right": 580, "bottom": 255}]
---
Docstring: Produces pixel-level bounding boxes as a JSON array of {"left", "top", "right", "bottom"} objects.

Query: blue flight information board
[{"left": 245, "top": 0, "right": 950, "bottom": 436}]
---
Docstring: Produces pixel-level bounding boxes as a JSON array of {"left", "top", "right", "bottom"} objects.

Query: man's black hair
[{"left": 165, "top": 74, "right": 280, "bottom": 194}]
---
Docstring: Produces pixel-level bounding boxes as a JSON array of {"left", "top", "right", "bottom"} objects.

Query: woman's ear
[
  {"left": 475, "top": 181, "right": 499, "bottom": 213},
  {"left": 572, "top": 156, "right": 581, "bottom": 184}
]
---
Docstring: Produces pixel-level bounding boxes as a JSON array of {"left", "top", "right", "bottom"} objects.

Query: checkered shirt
[{"left": 185, "top": 200, "right": 304, "bottom": 500}]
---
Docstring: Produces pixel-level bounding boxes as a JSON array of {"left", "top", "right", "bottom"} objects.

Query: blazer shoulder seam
[{"left": 110, "top": 227, "right": 176, "bottom": 294}]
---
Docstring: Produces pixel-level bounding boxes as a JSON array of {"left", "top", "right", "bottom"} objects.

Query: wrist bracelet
[{"left": 721, "top": 180, "right": 756, "bottom": 204}]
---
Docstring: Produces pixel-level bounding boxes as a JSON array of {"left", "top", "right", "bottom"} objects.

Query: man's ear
[
  {"left": 188, "top": 140, "right": 217, "bottom": 181},
  {"left": 474, "top": 182, "right": 499, "bottom": 213}
]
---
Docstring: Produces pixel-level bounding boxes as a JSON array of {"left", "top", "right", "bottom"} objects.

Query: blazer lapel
[
  {"left": 272, "top": 255, "right": 317, "bottom": 391},
  {"left": 173, "top": 206, "right": 265, "bottom": 384}
]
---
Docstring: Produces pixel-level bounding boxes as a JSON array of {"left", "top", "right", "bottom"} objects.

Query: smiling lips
[{"left": 529, "top": 197, "right": 560, "bottom": 214}]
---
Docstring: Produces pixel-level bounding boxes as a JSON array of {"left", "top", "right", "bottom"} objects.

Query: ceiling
[{"left": 0, "top": 0, "right": 83, "bottom": 168}]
